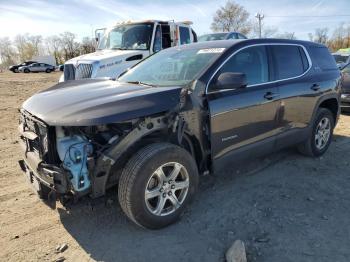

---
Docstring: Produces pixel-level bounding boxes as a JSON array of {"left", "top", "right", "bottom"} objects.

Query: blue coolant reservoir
[{"left": 56, "top": 135, "right": 92, "bottom": 192}]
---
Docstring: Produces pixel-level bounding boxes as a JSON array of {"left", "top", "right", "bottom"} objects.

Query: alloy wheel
[
  {"left": 145, "top": 162, "right": 189, "bottom": 216},
  {"left": 315, "top": 117, "right": 331, "bottom": 150}
]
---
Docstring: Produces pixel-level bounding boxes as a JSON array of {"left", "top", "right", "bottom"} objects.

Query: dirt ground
[{"left": 0, "top": 71, "right": 350, "bottom": 262}]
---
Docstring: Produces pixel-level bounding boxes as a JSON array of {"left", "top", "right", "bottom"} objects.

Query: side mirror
[{"left": 213, "top": 72, "right": 247, "bottom": 90}]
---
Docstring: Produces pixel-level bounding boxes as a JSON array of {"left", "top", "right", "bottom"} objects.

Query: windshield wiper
[{"left": 126, "top": 81, "right": 156, "bottom": 87}]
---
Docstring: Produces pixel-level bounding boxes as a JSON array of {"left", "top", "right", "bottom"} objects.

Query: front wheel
[
  {"left": 298, "top": 108, "right": 334, "bottom": 157},
  {"left": 24, "top": 69, "right": 30, "bottom": 73},
  {"left": 118, "top": 143, "right": 198, "bottom": 229},
  {"left": 45, "top": 69, "right": 52, "bottom": 73}
]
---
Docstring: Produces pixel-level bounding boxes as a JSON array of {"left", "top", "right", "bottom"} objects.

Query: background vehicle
[
  {"left": 341, "top": 63, "right": 350, "bottom": 111},
  {"left": 60, "top": 20, "right": 197, "bottom": 82},
  {"left": 56, "top": 65, "right": 64, "bottom": 72},
  {"left": 9, "top": 61, "right": 37, "bottom": 73},
  {"left": 333, "top": 48, "right": 350, "bottom": 68},
  {"left": 19, "top": 39, "right": 340, "bottom": 229},
  {"left": 198, "top": 32, "right": 247, "bottom": 42},
  {"left": 19, "top": 63, "right": 55, "bottom": 73},
  {"left": 32, "top": 55, "right": 56, "bottom": 67}
]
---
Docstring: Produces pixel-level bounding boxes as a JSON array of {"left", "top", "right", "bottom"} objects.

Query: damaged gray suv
[{"left": 19, "top": 39, "right": 341, "bottom": 229}]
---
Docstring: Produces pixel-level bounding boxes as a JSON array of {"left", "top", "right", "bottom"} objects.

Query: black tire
[
  {"left": 14, "top": 68, "right": 19, "bottom": 73},
  {"left": 45, "top": 69, "right": 52, "bottom": 73},
  {"left": 298, "top": 108, "right": 334, "bottom": 157},
  {"left": 118, "top": 143, "right": 198, "bottom": 229},
  {"left": 24, "top": 69, "right": 30, "bottom": 73}
]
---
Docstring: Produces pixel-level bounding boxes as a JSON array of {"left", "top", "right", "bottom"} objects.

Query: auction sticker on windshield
[{"left": 197, "top": 48, "right": 225, "bottom": 54}]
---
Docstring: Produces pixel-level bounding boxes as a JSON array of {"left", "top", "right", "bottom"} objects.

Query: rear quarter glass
[{"left": 309, "top": 46, "right": 338, "bottom": 71}]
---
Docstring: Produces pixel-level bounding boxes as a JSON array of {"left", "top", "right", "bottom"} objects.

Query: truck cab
[{"left": 60, "top": 20, "right": 197, "bottom": 82}]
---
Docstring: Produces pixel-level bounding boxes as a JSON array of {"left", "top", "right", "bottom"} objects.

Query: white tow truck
[{"left": 60, "top": 20, "right": 197, "bottom": 82}]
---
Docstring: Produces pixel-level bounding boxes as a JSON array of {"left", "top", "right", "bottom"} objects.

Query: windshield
[
  {"left": 333, "top": 54, "right": 349, "bottom": 64},
  {"left": 198, "top": 33, "right": 227, "bottom": 42},
  {"left": 98, "top": 23, "right": 154, "bottom": 50},
  {"left": 119, "top": 47, "right": 225, "bottom": 86}
]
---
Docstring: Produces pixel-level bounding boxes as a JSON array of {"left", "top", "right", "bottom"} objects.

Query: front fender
[{"left": 90, "top": 115, "right": 170, "bottom": 198}]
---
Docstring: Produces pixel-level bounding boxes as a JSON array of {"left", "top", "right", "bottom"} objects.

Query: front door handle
[
  {"left": 311, "top": 83, "right": 320, "bottom": 91},
  {"left": 264, "top": 92, "right": 279, "bottom": 100}
]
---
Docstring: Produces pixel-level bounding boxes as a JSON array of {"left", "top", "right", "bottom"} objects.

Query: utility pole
[{"left": 255, "top": 13, "right": 264, "bottom": 38}]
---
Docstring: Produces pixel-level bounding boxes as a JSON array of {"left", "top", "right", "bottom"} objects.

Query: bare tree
[
  {"left": 330, "top": 23, "right": 346, "bottom": 51},
  {"left": 211, "top": 1, "right": 251, "bottom": 35},
  {"left": 0, "top": 37, "right": 17, "bottom": 67},
  {"left": 314, "top": 28, "right": 329, "bottom": 44},
  {"left": 80, "top": 37, "right": 96, "bottom": 55},
  {"left": 275, "top": 32, "right": 297, "bottom": 40},
  {"left": 59, "top": 32, "right": 80, "bottom": 60},
  {"left": 27, "top": 35, "right": 43, "bottom": 56},
  {"left": 45, "top": 35, "right": 63, "bottom": 64},
  {"left": 14, "top": 34, "right": 30, "bottom": 61}
]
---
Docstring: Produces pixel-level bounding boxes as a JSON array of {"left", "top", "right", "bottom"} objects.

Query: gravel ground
[{"left": 0, "top": 71, "right": 349, "bottom": 262}]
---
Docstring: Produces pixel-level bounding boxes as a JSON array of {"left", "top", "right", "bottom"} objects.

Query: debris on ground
[
  {"left": 55, "top": 243, "right": 68, "bottom": 253},
  {"left": 54, "top": 256, "right": 65, "bottom": 262},
  {"left": 225, "top": 240, "right": 247, "bottom": 262}
]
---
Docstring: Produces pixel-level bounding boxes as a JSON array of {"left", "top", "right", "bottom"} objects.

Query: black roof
[{"left": 173, "top": 38, "right": 325, "bottom": 51}]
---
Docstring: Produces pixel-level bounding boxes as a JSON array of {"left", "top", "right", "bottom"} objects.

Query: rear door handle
[
  {"left": 264, "top": 92, "right": 279, "bottom": 100},
  {"left": 311, "top": 84, "right": 320, "bottom": 91}
]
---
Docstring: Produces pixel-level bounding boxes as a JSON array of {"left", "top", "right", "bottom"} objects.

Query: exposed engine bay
[{"left": 55, "top": 122, "right": 135, "bottom": 193}]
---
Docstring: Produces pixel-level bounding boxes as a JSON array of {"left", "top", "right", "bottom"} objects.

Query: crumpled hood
[
  {"left": 66, "top": 49, "right": 146, "bottom": 63},
  {"left": 22, "top": 79, "right": 182, "bottom": 126}
]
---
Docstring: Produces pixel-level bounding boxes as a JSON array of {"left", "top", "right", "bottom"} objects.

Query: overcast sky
[{"left": 0, "top": 0, "right": 349, "bottom": 40}]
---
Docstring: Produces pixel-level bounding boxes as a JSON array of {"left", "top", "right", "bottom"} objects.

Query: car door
[
  {"left": 30, "top": 63, "right": 39, "bottom": 72},
  {"left": 39, "top": 63, "right": 46, "bottom": 72},
  {"left": 207, "top": 45, "right": 279, "bottom": 165},
  {"left": 273, "top": 45, "right": 335, "bottom": 149}
]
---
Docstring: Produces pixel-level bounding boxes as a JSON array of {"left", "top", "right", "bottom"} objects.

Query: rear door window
[
  {"left": 271, "top": 45, "right": 307, "bottom": 80},
  {"left": 179, "top": 27, "right": 191, "bottom": 45}
]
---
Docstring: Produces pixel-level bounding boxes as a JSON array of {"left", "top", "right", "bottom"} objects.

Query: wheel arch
[
  {"left": 107, "top": 130, "right": 204, "bottom": 186},
  {"left": 311, "top": 95, "right": 340, "bottom": 126},
  {"left": 318, "top": 98, "right": 339, "bottom": 123}
]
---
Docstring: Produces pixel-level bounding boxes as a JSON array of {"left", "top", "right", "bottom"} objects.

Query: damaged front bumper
[{"left": 18, "top": 138, "right": 80, "bottom": 207}]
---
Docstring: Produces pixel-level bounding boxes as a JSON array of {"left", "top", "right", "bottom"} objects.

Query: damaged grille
[{"left": 19, "top": 110, "right": 59, "bottom": 164}]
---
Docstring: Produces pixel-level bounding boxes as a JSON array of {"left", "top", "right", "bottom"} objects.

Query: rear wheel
[
  {"left": 298, "top": 108, "right": 334, "bottom": 157},
  {"left": 24, "top": 69, "right": 30, "bottom": 73},
  {"left": 118, "top": 143, "right": 198, "bottom": 229},
  {"left": 45, "top": 69, "right": 52, "bottom": 73}
]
